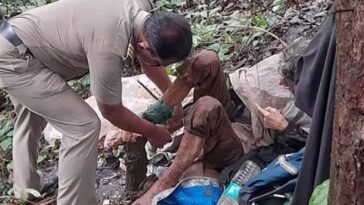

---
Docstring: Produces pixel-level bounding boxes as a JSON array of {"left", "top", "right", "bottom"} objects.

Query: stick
[
  {"left": 226, "top": 25, "right": 288, "bottom": 48},
  {"left": 137, "top": 80, "right": 159, "bottom": 101}
]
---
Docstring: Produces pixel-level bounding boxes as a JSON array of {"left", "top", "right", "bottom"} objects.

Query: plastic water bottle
[{"left": 217, "top": 160, "right": 261, "bottom": 205}]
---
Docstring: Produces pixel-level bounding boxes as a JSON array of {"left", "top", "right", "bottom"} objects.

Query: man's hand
[
  {"left": 146, "top": 125, "right": 172, "bottom": 148},
  {"left": 256, "top": 103, "right": 289, "bottom": 132}
]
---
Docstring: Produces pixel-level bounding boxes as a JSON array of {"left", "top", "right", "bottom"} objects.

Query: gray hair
[{"left": 279, "top": 38, "right": 310, "bottom": 86}]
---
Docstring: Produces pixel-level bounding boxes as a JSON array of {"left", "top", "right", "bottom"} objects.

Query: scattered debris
[{"left": 0, "top": 0, "right": 332, "bottom": 204}]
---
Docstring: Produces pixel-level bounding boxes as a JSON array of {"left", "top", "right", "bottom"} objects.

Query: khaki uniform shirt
[{"left": 9, "top": 0, "right": 153, "bottom": 104}]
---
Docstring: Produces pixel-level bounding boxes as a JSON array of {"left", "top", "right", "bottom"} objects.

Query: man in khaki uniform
[{"left": 0, "top": 0, "right": 192, "bottom": 204}]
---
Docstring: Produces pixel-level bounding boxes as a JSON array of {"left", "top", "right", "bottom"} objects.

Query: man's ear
[
  {"left": 137, "top": 33, "right": 157, "bottom": 56},
  {"left": 137, "top": 41, "right": 149, "bottom": 50},
  {"left": 138, "top": 40, "right": 156, "bottom": 54},
  {"left": 137, "top": 41, "right": 158, "bottom": 59}
]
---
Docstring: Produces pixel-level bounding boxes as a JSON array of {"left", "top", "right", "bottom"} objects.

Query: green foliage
[
  {"left": 309, "top": 180, "right": 329, "bottom": 205},
  {"left": 155, "top": 0, "right": 183, "bottom": 12},
  {"left": 186, "top": 8, "right": 236, "bottom": 61},
  {"left": 155, "top": 0, "right": 288, "bottom": 62},
  {"left": 0, "top": 114, "right": 14, "bottom": 203},
  {"left": 250, "top": 15, "right": 268, "bottom": 29},
  {"left": 68, "top": 74, "right": 90, "bottom": 94},
  {"left": 166, "top": 62, "right": 183, "bottom": 76},
  {"left": 0, "top": 114, "right": 14, "bottom": 158},
  {"left": 37, "top": 140, "right": 60, "bottom": 167},
  {"left": 166, "top": 65, "right": 177, "bottom": 76},
  {"left": 0, "top": 0, "right": 48, "bottom": 17},
  {"left": 112, "top": 144, "right": 125, "bottom": 159}
]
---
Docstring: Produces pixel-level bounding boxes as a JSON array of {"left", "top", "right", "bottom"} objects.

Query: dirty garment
[
  {"left": 184, "top": 96, "right": 244, "bottom": 171},
  {"left": 161, "top": 49, "right": 311, "bottom": 173},
  {"left": 163, "top": 49, "right": 232, "bottom": 111},
  {"left": 229, "top": 54, "right": 311, "bottom": 153},
  {"left": 165, "top": 49, "right": 244, "bottom": 171}
]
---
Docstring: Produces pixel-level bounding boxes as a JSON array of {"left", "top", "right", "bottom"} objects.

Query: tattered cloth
[{"left": 229, "top": 54, "right": 311, "bottom": 153}]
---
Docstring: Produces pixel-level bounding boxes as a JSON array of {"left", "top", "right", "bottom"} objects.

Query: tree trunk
[
  {"left": 329, "top": 1, "right": 364, "bottom": 205},
  {"left": 124, "top": 137, "right": 148, "bottom": 200}
]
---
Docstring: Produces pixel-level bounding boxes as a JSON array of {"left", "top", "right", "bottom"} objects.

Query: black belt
[{"left": 0, "top": 17, "right": 24, "bottom": 47}]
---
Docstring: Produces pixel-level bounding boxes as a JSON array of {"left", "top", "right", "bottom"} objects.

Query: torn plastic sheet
[
  {"left": 145, "top": 127, "right": 184, "bottom": 178},
  {"left": 43, "top": 74, "right": 193, "bottom": 141},
  {"left": 152, "top": 177, "right": 222, "bottom": 205}
]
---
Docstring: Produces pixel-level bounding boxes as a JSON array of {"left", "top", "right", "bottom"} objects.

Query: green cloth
[
  {"left": 309, "top": 180, "right": 329, "bottom": 205},
  {"left": 141, "top": 100, "right": 174, "bottom": 124}
]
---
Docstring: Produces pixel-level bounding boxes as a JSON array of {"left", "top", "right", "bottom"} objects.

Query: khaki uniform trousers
[{"left": 0, "top": 36, "right": 100, "bottom": 205}]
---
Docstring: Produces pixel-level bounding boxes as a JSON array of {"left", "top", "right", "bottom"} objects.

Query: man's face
[
  {"left": 136, "top": 35, "right": 180, "bottom": 67},
  {"left": 137, "top": 44, "right": 163, "bottom": 67}
]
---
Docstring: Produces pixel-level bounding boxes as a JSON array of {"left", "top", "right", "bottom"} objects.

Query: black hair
[{"left": 143, "top": 12, "right": 193, "bottom": 62}]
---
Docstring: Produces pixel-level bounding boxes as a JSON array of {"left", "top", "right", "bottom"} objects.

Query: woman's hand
[
  {"left": 166, "top": 104, "right": 184, "bottom": 133},
  {"left": 132, "top": 193, "right": 154, "bottom": 205},
  {"left": 256, "top": 104, "right": 289, "bottom": 132},
  {"left": 146, "top": 125, "right": 172, "bottom": 148}
]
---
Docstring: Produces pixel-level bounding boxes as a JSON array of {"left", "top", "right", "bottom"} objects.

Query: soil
[{"left": 0, "top": 0, "right": 333, "bottom": 204}]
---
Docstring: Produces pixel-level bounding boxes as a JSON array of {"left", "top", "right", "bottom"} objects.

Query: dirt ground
[{"left": 0, "top": 0, "right": 332, "bottom": 204}]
